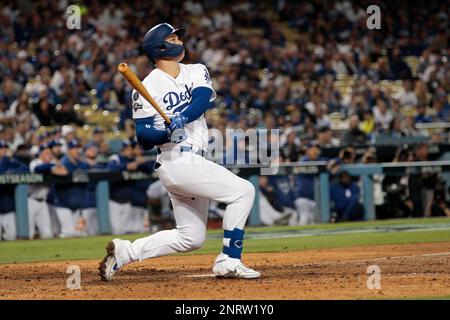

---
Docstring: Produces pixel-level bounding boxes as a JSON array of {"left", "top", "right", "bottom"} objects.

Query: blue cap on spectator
[
  {"left": 48, "top": 139, "right": 62, "bottom": 148},
  {"left": 39, "top": 143, "right": 50, "bottom": 153},
  {"left": 93, "top": 127, "right": 104, "bottom": 134},
  {"left": 83, "top": 141, "right": 98, "bottom": 152},
  {"left": 0, "top": 140, "right": 8, "bottom": 149},
  {"left": 121, "top": 139, "right": 133, "bottom": 149},
  {"left": 67, "top": 139, "right": 81, "bottom": 149}
]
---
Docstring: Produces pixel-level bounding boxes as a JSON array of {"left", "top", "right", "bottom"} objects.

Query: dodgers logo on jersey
[
  {"left": 162, "top": 84, "right": 193, "bottom": 111},
  {"left": 204, "top": 67, "right": 211, "bottom": 84},
  {"left": 132, "top": 91, "right": 143, "bottom": 111}
]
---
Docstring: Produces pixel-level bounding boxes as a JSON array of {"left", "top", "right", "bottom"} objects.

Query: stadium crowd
[{"left": 0, "top": 0, "right": 449, "bottom": 239}]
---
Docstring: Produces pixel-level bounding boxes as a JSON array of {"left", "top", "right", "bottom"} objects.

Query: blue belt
[{"left": 156, "top": 146, "right": 207, "bottom": 157}]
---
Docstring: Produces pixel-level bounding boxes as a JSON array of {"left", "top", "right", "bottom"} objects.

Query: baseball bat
[{"left": 117, "top": 62, "right": 171, "bottom": 124}]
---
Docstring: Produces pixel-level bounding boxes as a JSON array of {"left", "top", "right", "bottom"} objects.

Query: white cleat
[
  {"left": 212, "top": 255, "right": 261, "bottom": 279},
  {"left": 98, "top": 240, "right": 120, "bottom": 281}
]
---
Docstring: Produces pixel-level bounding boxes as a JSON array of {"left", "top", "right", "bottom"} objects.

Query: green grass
[{"left": 1, "top": 217, "right": 450, "bottom": 264}]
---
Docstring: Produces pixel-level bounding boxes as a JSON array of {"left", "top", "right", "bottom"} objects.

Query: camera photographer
[
  {"left": 430, "top": 184, "right": 450, "bottom": 217},
  {"left": 380, "top": 146, "right": 414, "bottom": 219},
  {"left": 409, "top": 143, "right": 439, "bottom": 217}
]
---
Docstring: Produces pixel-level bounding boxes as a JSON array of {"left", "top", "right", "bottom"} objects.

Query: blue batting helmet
[{"left": 142, "top": 23, "right": 185, "bottom": 61}]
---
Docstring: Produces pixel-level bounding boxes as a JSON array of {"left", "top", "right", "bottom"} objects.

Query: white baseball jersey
[
  {"left": 29, "top": 158, "right": 52, "bottom": 200},
  {"left": 132, "top": 63, "right": 216, "bottom": 152}
]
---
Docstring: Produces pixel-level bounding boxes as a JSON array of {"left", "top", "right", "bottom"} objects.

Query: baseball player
[
  {"left": 0, "top": 141, "right": 28, "bottom": 240},
  {"left": 28, "top": 143, "right": 67, "bottom": 239},
  {"left": 129, "top": 142, "right": 155, "bottom": 233},
  {"left": 106, "top": 140, "right": 144, "bottom": 234},
  {"left": 47, "top": 139, "right": 64, "bottom": 236},
  {"left": 80, "top": 142, "right": 103, "bottom": 236},
  {"left": 99, "top": 23, "right": 260, "bottom": 280},
  {"left": 53, "top": 139, "right": 89, "bottom": 238}
]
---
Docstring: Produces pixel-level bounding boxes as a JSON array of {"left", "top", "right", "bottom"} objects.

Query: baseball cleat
[
  {"left": 98, "top": 240, "right": 119, "bottom": 281},
  {"left": 212, "top": 255, "right": 261, "bottom": 279}
]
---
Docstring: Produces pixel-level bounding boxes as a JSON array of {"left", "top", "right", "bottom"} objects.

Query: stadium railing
[{"left": 2, "top": 160, "right": 450, "bottom": 238}]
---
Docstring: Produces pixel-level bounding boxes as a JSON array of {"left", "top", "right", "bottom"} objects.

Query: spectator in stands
[
  {"left": 360, "top": 110, "right": 375, "bottom": 136},
  {"left": 316, "top": 125, "right": 340, "bottom": 147},
  {"left": 32, "top": 87, "right": 56, "bottom": 126},
  {"left": 402, "top": 115, "right": 422, "bottom": 136},
  {"left": 385, "top": 117, "right": 407, "bottom": 138},
  {"left": 394, "top": 80, "right": 418, "bottom": 107},
  {"left": 54, "top": 97, "right": 84, "bottom": 126},
  {"left": 0, "top": 97, "right": 14, "bottom": 126},
  {"left": 341, "top": 115, "right": 366, "bottom": 146},
  {"left": 373, "top": 98, "right": 394, "bottom": 128},
  {"left": 338, "top": 146, "right": 357, "bottom": 165},
  {"left": 330, "top": 171, "right": 363, "bottom": 222},
  {"left": 414, "top": 104, "right": 432, "bottom": 124},
  {"left": 280, "top": 128, "right": 302, "bottom": 162},
  {"left": 432, "top": 93, "right": 450, "bottom": 122}
]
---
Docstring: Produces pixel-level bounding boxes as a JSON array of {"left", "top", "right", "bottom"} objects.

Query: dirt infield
[{"left": 1, "top": 242, "right": 450, "bottom": 299}]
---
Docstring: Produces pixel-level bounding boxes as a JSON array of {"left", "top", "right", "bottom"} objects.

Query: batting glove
[
  {"left": 167, "top": 113, "right": 187, "bottom": 131},
  {"left": 166, "top": 113, "right": 188, "bottom": 144}
]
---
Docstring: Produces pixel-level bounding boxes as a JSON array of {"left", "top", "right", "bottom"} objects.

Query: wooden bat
[{"left": 117, "top": 62, "right": 171, "bottom": 124}]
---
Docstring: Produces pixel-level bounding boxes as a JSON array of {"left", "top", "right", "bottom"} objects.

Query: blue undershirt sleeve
[{"left": 180, "top": 87, "right": 213, "bottom": 123}]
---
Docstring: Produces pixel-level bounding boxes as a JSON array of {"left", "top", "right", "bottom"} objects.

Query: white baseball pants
[
  {"left": 109, "top": 200, "right": 132, "bottom": 235},
  {"left": 54, "top": 207, "right": 80, "bottom": 238},
  {"left": 295, "top": 197, "right": 316, "bottom": 225},
  {"left": 117, "top": 151, "right": 255, "bottom": 264},
  {"left": 81, "top": 208, "right": 99, "bottom": 236},
  {"left": 28, "top": 198, "right": 53, "bottom": 239},
  {"left": 128, "top": 206, "right": 147, "bottom": 233},
  {"left": 48, "top": 204, "right": 61, "bottom": 238},
  {"left": 0, "top": 212, "right": 16, "bottom": 241}
]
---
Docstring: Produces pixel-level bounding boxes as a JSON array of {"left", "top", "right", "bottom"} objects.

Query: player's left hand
[
  {"left": 170, "top": 128, "right": 187, "bottom": 144},
  {"left": 166, "top": 113, "right": 188, "bottom": 144}
]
